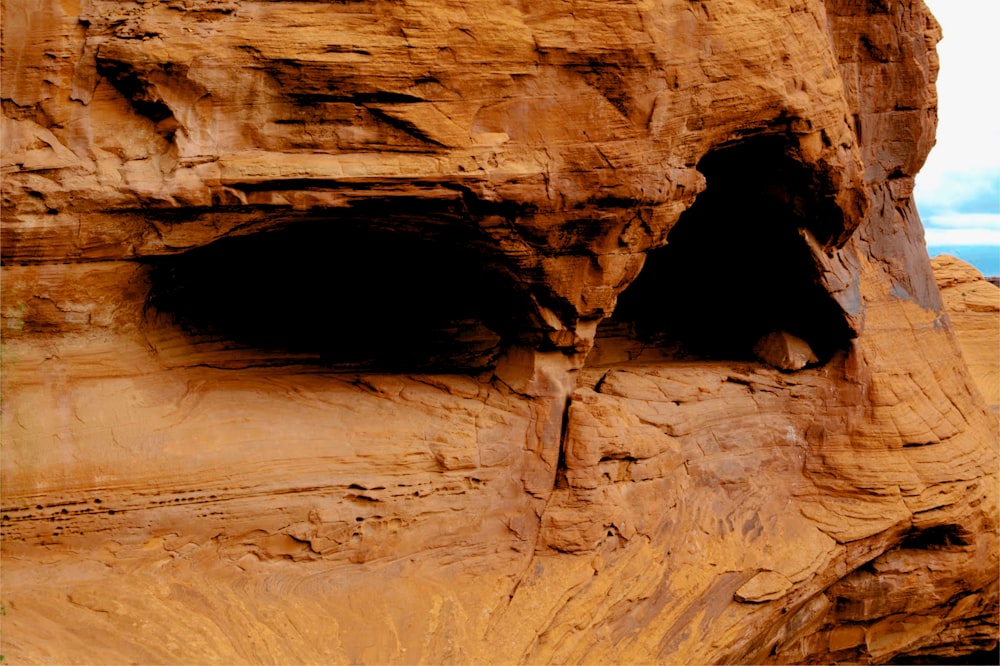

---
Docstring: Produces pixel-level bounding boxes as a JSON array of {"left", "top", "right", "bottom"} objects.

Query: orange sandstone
[{"left": 1, "top": 0, "right": 996, "bottom": 663}]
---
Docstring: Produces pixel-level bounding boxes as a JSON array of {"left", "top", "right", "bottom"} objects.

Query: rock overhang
[{"left": 3, "top": 0, "right": 876, "bottom": 358}]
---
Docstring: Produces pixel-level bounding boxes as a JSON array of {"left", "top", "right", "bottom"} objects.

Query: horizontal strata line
[{"left": 1, "top": 474, "right": 489, "bottom": 522}]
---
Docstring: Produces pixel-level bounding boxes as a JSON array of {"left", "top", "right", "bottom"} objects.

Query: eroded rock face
[
  {"left": 931, "top": 255, "right": 1000, "bottom": 411},
  {"left": 1, "top": 0, "right": 996, "bottom": 663}
]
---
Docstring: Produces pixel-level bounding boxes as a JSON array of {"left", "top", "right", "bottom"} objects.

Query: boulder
[{"left": 753, "top": 330, "right": 820, "bottom": 371}]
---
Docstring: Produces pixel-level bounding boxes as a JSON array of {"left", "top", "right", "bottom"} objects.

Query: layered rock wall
[{"left": 2, "top": 0, "right": 997, "bottom": 663}]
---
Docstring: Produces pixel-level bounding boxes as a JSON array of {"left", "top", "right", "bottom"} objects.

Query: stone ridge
[{"left": 1, "top": 1, "right": 997, "bottom": 664}]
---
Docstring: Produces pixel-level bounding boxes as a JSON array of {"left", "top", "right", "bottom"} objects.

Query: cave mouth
[
  {"left": 143, "top": 217, "right": 525, "bottom": 373},
  {"left": 600, "top": 135, "right": 855, "bottom": 364}
]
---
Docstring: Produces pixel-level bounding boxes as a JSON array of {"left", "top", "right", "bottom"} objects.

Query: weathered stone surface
[
  {"left": 753, "top": 330, "right": 820, "bottom": 371},
  {"left": 932, "top": 254, "right": 1000, "bottom": 410},
  {"left": 1, "top": 0, "right": 997, "bottom": 664},
  {"left": 737, "top": 571, "right": 796, "bottom": 604}
]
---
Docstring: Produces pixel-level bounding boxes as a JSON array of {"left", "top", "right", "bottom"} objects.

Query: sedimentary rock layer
[
  {"left": 1, "top": 0, "right": 996, "bottom": 663},
  {"left": 931, "top": 255, "right": 1000, "bottom": 411}
]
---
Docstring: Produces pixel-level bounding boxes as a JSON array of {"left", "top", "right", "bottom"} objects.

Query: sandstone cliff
[
  {"left": 931, "top": 255, "right": 1000, "bottom": 412},
  {"left": 2, "top": 0, "right": 997, "bottom": 663}
]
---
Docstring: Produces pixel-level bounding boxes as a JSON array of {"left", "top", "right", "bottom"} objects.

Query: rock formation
[
  {"left": 1, "top": 0, "right": 997, "bottom": 663},
  {"left": 931, "top": 255, "right": 1000, "bottom": 412}
]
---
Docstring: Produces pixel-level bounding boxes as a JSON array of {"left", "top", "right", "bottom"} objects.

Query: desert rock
[
  {"left": 932, "top": 254, "right": 1000, "bottom": 410},
  {"left": 753, "top": 330, "right": 820, "bottom": 371},
  {"left": 1, "top": 0, "right": 997, "bottom": 664}
]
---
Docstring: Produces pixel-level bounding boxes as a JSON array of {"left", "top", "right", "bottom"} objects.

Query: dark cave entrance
[
  {"left": 143, "top": 215, "right": 526, "bottom": 373},
  {"left": 599, "top": 135, "right": 855, "bottom": 364}
]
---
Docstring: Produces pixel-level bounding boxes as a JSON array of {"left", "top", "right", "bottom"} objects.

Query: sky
[{"left": 914, "top": 0, "right": 1000, "bottom": 267}]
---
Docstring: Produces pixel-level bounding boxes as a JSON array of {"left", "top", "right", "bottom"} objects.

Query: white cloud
[
  {"left": 922, "top": 212, "right": 1000, "bottom": 246},
  {"left": 916, "top": 171, "right": 999, "bottom": 215},
  {"left": 924, "top": 228, "right": 1000, "bottom": 246},
  {"left": 915, "top": 0, "right": 1000, "bottom": 246},
  {"left": 922, "top": 212, "right": 1000, "bottom": 230}
]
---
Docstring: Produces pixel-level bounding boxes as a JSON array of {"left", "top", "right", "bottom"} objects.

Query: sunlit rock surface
[
  {"left": 931, "top": 255, "right": 1000, "bottom": 412},
  {"left": 2, "top": 0, "right": 997, "bottom": 663}
]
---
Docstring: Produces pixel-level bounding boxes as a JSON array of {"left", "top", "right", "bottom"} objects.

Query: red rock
[
  {"left": 753, "top": 330, "right": 820, "bottom": 371},
  {"left": 1, "top": 0, "right": 996, "bottom": 664},
  {"left": 932, "top": 254, "right": 1000, "bottom": 409}
]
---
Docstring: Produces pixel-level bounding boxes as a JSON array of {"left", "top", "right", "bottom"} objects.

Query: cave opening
[
  {"left": 143, "top": 215, "right": 526, "bottom": 373},
  {"left": 599, "top": 135, "right": 854, "bottom": 365}
]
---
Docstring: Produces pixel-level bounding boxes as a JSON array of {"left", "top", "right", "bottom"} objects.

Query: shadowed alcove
[
  {"left": 597, "top": 134, "right": 855, "bottom": 364},
  {"left": 143, "top": 215, "right": 528, "bottom": 372}
]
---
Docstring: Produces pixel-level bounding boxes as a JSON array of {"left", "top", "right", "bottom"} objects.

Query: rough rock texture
[
  {"left": 753, "top": 330, "right": 820, "bottom": 372},
  {"left": 931, "top": 255, "right": 1000, "bottom": 411},
  {"left": 1, "top": 0, "right": 997, "bottom": 664}
]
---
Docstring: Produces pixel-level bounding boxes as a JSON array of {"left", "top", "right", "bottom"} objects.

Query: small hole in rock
[{"left": 900, "top": 524, "right": 970, "bottom": 550}]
